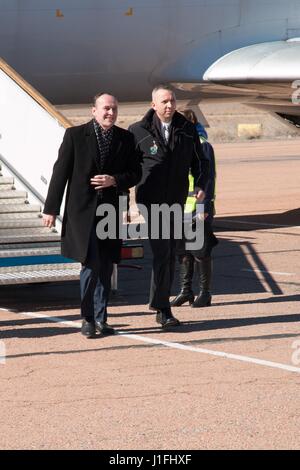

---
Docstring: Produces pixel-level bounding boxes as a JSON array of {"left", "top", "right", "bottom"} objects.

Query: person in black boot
[
  {"left": 172, "top": 109, "right": 218, "bottom": 308},
  {"left": 192, "top": 256, "right": 212, "bottom": 308},
  {"left": 170, "top": 254, "right": 195, "bottom": 306}
]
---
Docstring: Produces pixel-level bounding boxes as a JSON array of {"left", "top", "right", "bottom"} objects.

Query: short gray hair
[{"left": 152, "top": 84, "right": 176, "bottom": 101}]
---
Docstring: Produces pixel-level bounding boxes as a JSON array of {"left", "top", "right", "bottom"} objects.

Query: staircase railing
[{"left": 0, "top": 57, "right": 72, "bottom": 227}]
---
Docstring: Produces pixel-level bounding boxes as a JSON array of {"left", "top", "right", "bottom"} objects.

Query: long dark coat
[{"left": 44, "top": 120, "right": 141, "bottom": 264}]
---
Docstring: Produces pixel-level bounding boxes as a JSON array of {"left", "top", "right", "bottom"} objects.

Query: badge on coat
[{"left": 150, "top": 141, "right": 158, "bottom": 155}]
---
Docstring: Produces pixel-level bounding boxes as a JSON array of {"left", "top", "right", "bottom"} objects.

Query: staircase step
[
  {"left": 0, "top": 177, "right": 14, "bottom": 185},
  {"left": 0, "top": 184, "right": 14, "bottom": 190},
  {"left": 0, "top": 203, "right": 41, "bottom": 213},
  {"left": 0, "top": 226, "right": 54, "bottom": 235},
  {"left": 0, "top": 227, "right": 60, "bottom": 244},
  {"left": 0, "top": 198, "right": 29, "bottom": 205},
  {"left": 0, "top": 218, "right": 44, "bottom": 229},
  {"left": 0, "top": 241, "right": 60, "bottom": 252},
  {"left": 0, "top": 263, "right": 81, "bottom": 285},
  {"left": 0, "top": 212, "right": 41, "bottom": 220},
  {"left": 0, "top": 190, "right": 27, "bottom": 199},
  {"left": 0, "top": 245, "right": 61, "bottom": 258}
]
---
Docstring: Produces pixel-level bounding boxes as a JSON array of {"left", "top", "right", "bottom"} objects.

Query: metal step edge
[
  {"left": 0, "top": 234, "right": 61, "bottom": 244},
  {"left": 0, "top": 244, "right": 143, "bottom": 259},
  {"left": 0, "top": 247, "right": 61, "bottom": 258},
  {"left": 0, "top": 190, "right": 27, "bottom": 198},
  {"left": 0, "top": 198, "right": 28, "bottom": 205},
  {"left": 0, "top": 227, "right": 56, "bottom": 235},
  {"left": 0, "top": 185, "right": 14, "bottom": 190},
  {"left": 0, "top": 177, "right": 14, "bottom": 184},
  {"left": 0, "top": 263, "right": 81, "bottom": 285},
  {"left": 0, "top": 220, "right": 44, "bottom": 229},
  {"left": 0, "top": 213, "right": 42, "bottom": 220},
  {"left": 0, "top": 241, "right": 61, "bottom": 250},
  {"left": 0, "top": 204, "right": 41, "bottom": 213},
  {"left": 0, "top": 262, "right": 80, "bottom": 273}
]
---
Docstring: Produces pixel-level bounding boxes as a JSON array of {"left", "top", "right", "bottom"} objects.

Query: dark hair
[
  {"left": 181, "top": 109, "right": 198, "bottom": 124},
  {"left": 92, "top": 92, "right": 117, "bottom": 106}
]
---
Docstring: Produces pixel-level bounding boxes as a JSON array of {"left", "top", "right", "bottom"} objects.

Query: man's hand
[
  {"left": 195, "top": 212, "right": 209, "bottom": 221},
  {"left": 43, "top": 214, "right": 56, "bottom": 228},
  {"left": 90, "top": 174, "right": 116, "bottom": 190},
  {"left": 195, "top": 188, "right": 205, "bottom": 202}
]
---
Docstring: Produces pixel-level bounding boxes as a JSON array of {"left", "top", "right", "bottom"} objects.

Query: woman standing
[{"left": 171, "top": 109, "right": 218, "bottom": 308}]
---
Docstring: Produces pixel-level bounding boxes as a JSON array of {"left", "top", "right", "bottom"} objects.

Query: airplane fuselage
[{"left": 1, "top": 0, "right": 300, "bottom": 103}]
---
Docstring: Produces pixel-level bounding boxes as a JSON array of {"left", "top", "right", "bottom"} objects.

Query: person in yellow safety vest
[
  {"left": 171, "top": 109, "right": 218, "bottom": 308},
  {"left": 184, "top": 173, "right": 198, "bottom": 214}
]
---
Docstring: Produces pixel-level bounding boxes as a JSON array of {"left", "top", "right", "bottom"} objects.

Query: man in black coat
[
  {"left": 129, "top": 85, "right": 209, "bottom": 328},
  {"left": 43, "top": 93, "right": 141, "bottom": 338}
]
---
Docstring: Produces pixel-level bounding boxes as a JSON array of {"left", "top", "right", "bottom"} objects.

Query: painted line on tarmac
[
  {"left": 242, "top": 269, "right": 294, "bottom": 276},
  {"left": 2, "top": 308, "right": 300, "bottom": 374}
]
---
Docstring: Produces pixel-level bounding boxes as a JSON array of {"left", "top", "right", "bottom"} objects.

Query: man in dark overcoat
[
  {"left": 43, "top": 93, "right": 141, "bottom": 338},
  {"left": 129, "top": 85, "right": 209, "bottom": 328}
]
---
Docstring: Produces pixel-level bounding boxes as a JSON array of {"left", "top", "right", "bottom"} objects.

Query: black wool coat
[
  {"left": 129, "top": 110, "right": 209, "bottom": 208},
  {"left": 44, "top": 120, "right": 142, "bottom": 264}
]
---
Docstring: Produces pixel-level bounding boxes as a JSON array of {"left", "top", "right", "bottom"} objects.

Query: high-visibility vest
[{"left": 184, "top": 173, "right": 196, "bottom": 214}]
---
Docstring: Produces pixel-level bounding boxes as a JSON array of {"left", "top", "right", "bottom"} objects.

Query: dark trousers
[
  {"left": 80, "top": 227, "right": 113, "bottom": 322},
  {"left": 149, "top": 237, "right": 177, "bottom": 310}
]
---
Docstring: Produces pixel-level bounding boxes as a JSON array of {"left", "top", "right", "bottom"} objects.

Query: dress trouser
[
  {"left": 148, "top": 236, "right": 177, "bottom": 310},
  {"left": 80, "top": 226, "right": 113, "bottom": 322}
]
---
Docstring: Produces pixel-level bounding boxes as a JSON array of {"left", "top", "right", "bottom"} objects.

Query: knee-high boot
[
  {"left": 192, "top": 257, "right": 212, "bottom": 308},
  {"left": 170, "top": 255, "right": 195, "bottom": 306}
]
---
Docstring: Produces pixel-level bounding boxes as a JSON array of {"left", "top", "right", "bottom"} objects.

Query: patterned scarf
[
  {"left": 93, "top": 119, "right": 114, "bottom": 200},
  {"left": 93, "top": 119, "right": 114, "bottom": 171}
]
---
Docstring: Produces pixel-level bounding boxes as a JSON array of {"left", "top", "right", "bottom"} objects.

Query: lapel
[
  {"left": 85, "top": 120, "right": 101, "bottom": 171},
  {"left": 171, "top": 112, "right": 187, "bottom": 151}
]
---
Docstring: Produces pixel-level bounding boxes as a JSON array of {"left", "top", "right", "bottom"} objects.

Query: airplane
[
  {"left": 1, "top": 0, "right": 300, "bottom": 127},
  {"left": 1, "top": 0, "right": 300, "bottom": 286}
]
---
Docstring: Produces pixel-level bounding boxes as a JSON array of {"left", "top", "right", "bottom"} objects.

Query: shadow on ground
[
  {"left": 214, "top": 207, "right": 300, "bottom": 231},
  {"left": 0, "top": 217, "right": 299, "bottom": 315}
]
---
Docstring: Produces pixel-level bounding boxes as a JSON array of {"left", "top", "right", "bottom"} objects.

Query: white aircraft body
[{"left": 1, "top": 0, "right": 300, "bottom": 124}]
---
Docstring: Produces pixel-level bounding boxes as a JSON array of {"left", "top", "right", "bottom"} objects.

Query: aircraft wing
[{"left": 173, "top": 40, "right": 300, "bottom": 125}]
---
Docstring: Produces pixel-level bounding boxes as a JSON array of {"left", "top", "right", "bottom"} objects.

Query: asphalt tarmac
[{"left": 0, "top": 138, "right": 299, "bottom": 450}]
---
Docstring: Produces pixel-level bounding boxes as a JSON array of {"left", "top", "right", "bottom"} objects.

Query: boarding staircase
[
  {"left": 0, "top": 58, "right": 143, "bottom": 285},
  {"left": 0, "top": 163, "right": 143, "bottom": 285},
  {"left": 0, "top": 163, "right": 83, "bottom": 284}
]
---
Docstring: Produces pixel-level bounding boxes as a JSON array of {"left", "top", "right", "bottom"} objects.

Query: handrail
[
  {"left": 0, "top": 153, "right": 62, "bottom": 222},
  {"left": 0, "top": 57, "right": 72, "bottom": 129}
]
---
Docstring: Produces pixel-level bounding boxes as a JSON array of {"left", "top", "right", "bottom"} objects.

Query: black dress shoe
[
  {"left": 156, "top": 308, "right": 180, "bottom": 328},
  {"left": 95, "top": 321, "right": 115, "bottom": 335},
  {"left": 81, "top": 319, "right": 96, "bottom": 338}
]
